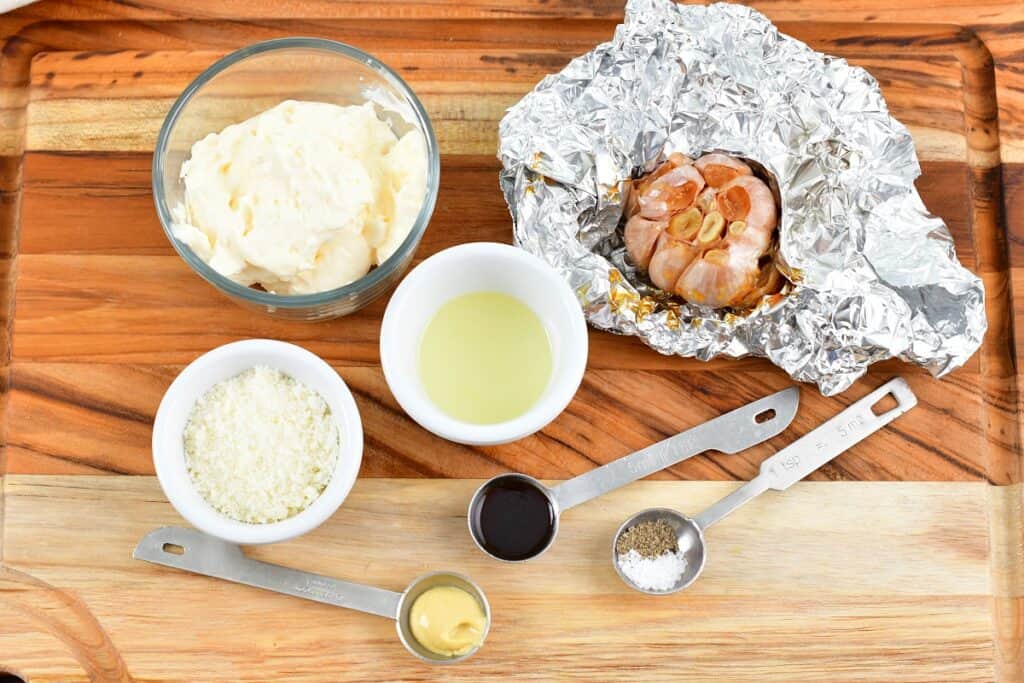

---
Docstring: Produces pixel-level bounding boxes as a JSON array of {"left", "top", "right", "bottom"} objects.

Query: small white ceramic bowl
[
  {"left": 152, "top": 339, "right": 363, "bottom": 545},
  {"left": 380, "top": 242, "right": 588, "bottom": 445}
]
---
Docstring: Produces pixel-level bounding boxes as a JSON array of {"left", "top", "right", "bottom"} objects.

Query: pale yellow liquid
[{"left": 419, "top": 291, "right": 553, "bottom": 425}]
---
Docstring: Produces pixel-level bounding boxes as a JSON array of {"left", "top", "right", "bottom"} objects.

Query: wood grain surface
[
  {"left": 1, "top": 38, "right": 1018, "bottom": 484},
  {"left": 0, "top": 476, "right": 1012, "bottom": 682},
  {"left": 0, "top": 1, "right": 1021, "bottom": 681}
]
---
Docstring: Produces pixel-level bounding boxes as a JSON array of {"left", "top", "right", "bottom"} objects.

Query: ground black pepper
[{"left": 615, "top": 519, "right": 678, "bottom": 558}]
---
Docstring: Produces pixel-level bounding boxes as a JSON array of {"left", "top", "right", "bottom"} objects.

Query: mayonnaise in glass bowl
[{"left": 153, "top": 38, "right": 440, "bottom": 321}]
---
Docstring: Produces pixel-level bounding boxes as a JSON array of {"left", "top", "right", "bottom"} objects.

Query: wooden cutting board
[
  {"left": 0, "top": 476, "right": 1009, "bottom": 682},
  {"left": 0, "top": 1, "right": 1022, "bottom": 682}
]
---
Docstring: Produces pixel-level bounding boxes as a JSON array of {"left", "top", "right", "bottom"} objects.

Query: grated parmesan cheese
[{"left": 183, "top": 366, "right": 340, "bottom": 524}]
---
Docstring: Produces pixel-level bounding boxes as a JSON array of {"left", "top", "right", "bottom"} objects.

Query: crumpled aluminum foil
[{"left": 497, "top": 0, "right": 986, "bottom": 395}]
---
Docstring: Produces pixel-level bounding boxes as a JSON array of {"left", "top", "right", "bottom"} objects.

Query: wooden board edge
[
  {"left": 950, "top": 29, "right": 1024, "bottom": 492},
  {"left": 0, "top": 474, "right": 5, "bottom": 565},
  {"left": 989, "top": 483, "right": 1024, "bottom": 681},
  {"left": 956, "top": 40, "right": 1024, "bottom": 680}
]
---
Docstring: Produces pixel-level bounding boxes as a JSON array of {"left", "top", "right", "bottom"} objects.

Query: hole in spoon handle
[
  {"left": 691, "top": 378, "right": 917, "bottom": 530},
  {"left": 551, "top": 387, "right": 799, "bottom": 511},
  {"left": 134, "top": 527, "right": 402, "bottom": 619},
  {"left": 757, "top": 377, "right": 917, "bottom": 492}
]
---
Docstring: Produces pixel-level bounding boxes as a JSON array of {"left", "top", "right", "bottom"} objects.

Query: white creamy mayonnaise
[{"left": 171, "top": 100, "right": 428, "bottom": 295}]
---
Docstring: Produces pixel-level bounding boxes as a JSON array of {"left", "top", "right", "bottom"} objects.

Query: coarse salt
[
  {"left": 617, "top": 549, "right": 687, "bottom": 591},
  {"left": 183, "top": 365, "right": 340, "bottom": 524}
]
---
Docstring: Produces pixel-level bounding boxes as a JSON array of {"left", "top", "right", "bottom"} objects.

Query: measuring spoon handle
[
  {"left": 133, "top": 527, "right": 403, "bottom": 619},
  {"left": 550, "top": 387, "right": 799, "bottom": 512},
  {"left": 693, "top": 378, "right": 917, "bottom": 530}
]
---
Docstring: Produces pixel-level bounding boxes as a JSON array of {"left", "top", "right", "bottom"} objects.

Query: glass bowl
[{"left": 152, "top": 38, "right": 440, "bottom": 321}]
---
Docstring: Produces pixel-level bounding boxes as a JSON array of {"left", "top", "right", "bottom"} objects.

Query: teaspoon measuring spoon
[
  {"left": 133, "top": 526, "right": 490, "bottom": 663},
  {"left": 468, "top": 386, "right": 800, "bottom": 562},
  {"left": 613, "top": 377, "right": 917, "bottom": 594}
]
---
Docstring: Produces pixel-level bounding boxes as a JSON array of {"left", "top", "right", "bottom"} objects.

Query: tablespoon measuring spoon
[
  {"left": 133, "top": 526, "right": 490, "bottom": 663},
  {"left": 613, "top": 377, "right": 917, "bottom": 595},
  {"left": 468, "top": 386, "right": 800, "bottom": 562}
]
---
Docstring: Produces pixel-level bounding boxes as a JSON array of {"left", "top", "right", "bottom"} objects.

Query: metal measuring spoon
[
  {"left": 133, "top": 527, "right": 490, "bottom": 663},
  {"left": 613, "top": 377, "right": 917, "bottom": 595},
  {"left": 468, "top": 386, "right": 800, "bottom": 562}
]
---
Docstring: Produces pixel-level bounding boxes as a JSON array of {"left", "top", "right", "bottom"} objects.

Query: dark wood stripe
[
  {"left": 6, "top": 442, "right": 138, "bottom": 475},
  {"left": 14, "top": 373, "right": 153, "bottom": 426}
]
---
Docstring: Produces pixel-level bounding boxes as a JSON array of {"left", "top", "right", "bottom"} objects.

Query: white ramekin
[
  {"left": 380, "top": 242, "right": 588, "bottom": 445},
  {"left": 152, "top": 339, "right": 363, "bottom": 545}
]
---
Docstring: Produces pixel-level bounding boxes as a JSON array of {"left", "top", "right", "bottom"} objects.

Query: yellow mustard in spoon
[{"left": 410, "top": 585, "right": 488, "bottom": 657}]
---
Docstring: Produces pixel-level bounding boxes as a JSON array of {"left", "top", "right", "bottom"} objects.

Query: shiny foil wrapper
[{"left": 498, "top": 0, "right": 986, "bottom": 395}]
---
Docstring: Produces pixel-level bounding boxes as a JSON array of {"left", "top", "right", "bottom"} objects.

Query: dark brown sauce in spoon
[{"left": 471, "top": 476, "right": 555, "bottom": 561}]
